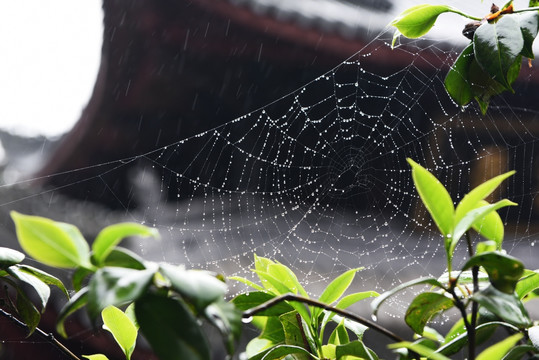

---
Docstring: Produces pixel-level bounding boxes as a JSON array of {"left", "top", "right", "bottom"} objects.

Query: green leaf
[
  {"left": 473, "top": 15, "right": 524, "bottom": 90},
  {"left": 102, "top": 305, "right": 138, "bottom": 360},
  {"left": 92, "top": 223, "right": 159, "bottom": 266},
  {"left": 389, "top": 341, "right": 451, "bottom": 360},
  {"left": 476, "top": 333, "right": 523, "bottom": 360},
  {"left": 462, "top": 252, "right": 524, "bottom": 293},
  {"left": 280, "top": 311, "right": 316, "bottom": 358},
  {"left": 531, "top": 0, "right": 539, "bottom": 7},
  {"left": 438, "top": 321, "right": 516, "bottom": 356},
  {"left": 259, "top": 316, "right": 286, "bottom": 344},
  {"left": 371, "top": 277, "right": 444, "bottom": 318},
  {"left": 11, "top": 211, "right": 91, "bottom": 269},
  {"left": 472, "top": 202, "right": 505, "bottom": 244},
  {"left": 229, "top": 276, "right": 264, "bottom": 291},
  {"left": 407, "top": 159, "right": 454, "bottom": 237},
  {"left": 57, "top": 288, "right": 89, "bottom": 338},
  {"left": 0, "top": 247, "right": 24, "bottom": 269},
  {"left": 135, "top": 293, "right": 210, "bottom": 360},
  {"left": 455, "top": 170, "right": 514, "bottom": 227},
  {"left": 330, "top": 314, "right": 369, "bottom": 341},
  {"left": 204, "top": 300, "right": 242, "bottom": 355},
  {"left": 473, "top": 285, "right": 531, "bottom": 328},
  {"left": 88, "top": 265, "right": 157, "bottom": 321},
  {"left": 450, "top": 199, "right": 516, "bottom": 256},
  {"left": 313, "top": 268, "right": 362, "bottom": 321},
  {"left": 254, "top": 254, "right": 275, "bottom": 273},
  {"left": 15, "top": 285, "right": 41, "bottom": 335},
  {"left": 390, "top": 5, "right": 458, "bottom": 39},
  {"left": 72, "top": 267, "right": 94, "bottom": 292},
  {"left": 7, "top": 266, "right": 50, "bottom": 311},
  {"left": 83, "top": 355, "right": 109, "bottom": 360},
  {"left": 516, "top": 270, "right": 539, "bottom": 299},
  {"left": 477, "top": 241, "right": 498, "bottom": 254},
  {"left": 159, "top": 263, "right": 226, "bottom": 311},
  {"left": 102, "top": 247, "right": 146, "bottom": 270},
  {"left": 445, "top": 43, "right": 474, "bottom": 106},
  {"left": 503, "top": 345, "right": 537, "bottom": 360},
  {"left": 254, "top": 271, "right": 311, "bottom": 324},
  {"left": 17, "top": 264, "right": 69, "bottom": 298},
  {"left": 517, "top": 12, "right": 539, "bottom": 58},
  {"left": 267, "top": 263, "right": 308, "bottom": 297},
  {"left": 248, "top": 344, "right": 318, "bottom": 360},
  {"left": 328, "top": 320, "right": 349, "bottom": 345},
  {"left": 232, "top": 291, "right": 294, "bottom": 316},
  {"left": 530, "top": 325, "right": 539, "bottom": 350},
  {"left": 405, "top": 292, "right": 454, "bottom": 335},
  {"left": 336, "top": 340, "right": 378, "bottom": 360},
  {"left": 320, "top": 291, "right": 379, "bottom": 331}
]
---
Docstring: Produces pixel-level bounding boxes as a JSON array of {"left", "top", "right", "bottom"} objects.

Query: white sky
[{"left": 0, "top": 1, "right": 103, "bottom": 138}]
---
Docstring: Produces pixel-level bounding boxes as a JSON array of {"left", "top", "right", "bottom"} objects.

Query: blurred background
[{"left": 1, "top": 1, "right": 539, "bottom": 359}]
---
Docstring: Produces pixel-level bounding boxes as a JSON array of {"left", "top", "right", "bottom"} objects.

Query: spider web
[
  {"left": 119, "top": 29, "right": 539, "bottom": 316},
  {"left": 5, "top": 14, "right": 539, "bottom": 326}
]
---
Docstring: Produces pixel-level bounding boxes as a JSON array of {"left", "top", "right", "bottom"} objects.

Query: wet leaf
[
  {"left": 462, "top": 252, "right": 523, "bottom": 293},
  {"left": 15, "top": 286, "right": 40, "bottom": 335},
  {"left": 102, "top": 305, "right": 138, "bottom": 360},
  {"left": 92, "top": 223, "right": 159, "bottom": 266},
  {"left": 473, "top": 15, "right": 524, "bottom": 90},
  {"left": 0, "top": 247, "right": 24, "bottom": 269},
  {"left": 390, "top": 5, "right": 457, "bottom": 39},
  {"left": 87, "top": 265, "right": 157, "bottom": 321},
  {"left": 11, "top": 211, "right": 91, "bottom": 269},
  {"left": 405, "top": 292, "right": 454, "bottom": 335},
  {"left": 388, "top": 341, "right": 451, "bottom": 360},
  {"left": 451, "top": 199, "right": 516, "bottom": 256},
  {"left": 473, "top": 285, "right": 531, "bottom": 328},
  {"left": 280, "top": 311, "right": 315, "bottom": 359},
  {"left": 267, "top": 263, "right": 308, "bottom": 297},
  {"left": 503, "top": 345, "right": 537, "bottom": 360},
  {"left": 82, "top": 355, "right": 109, "bottom": 360},
  {"left": 204, "top": 300, "right": 242, "bottom": 355},
  {"left": 517, "top": 12, "right": 539, "bottom": 58},
  {"left": 407, "top": 159, "right": 454, "bottom": 237},
  {"left": 17, "top": 264, "right": 69, "bottom": 298},
  {"left": 7, "top": 266, "right": 50, "bottom": 311},
  {"left": 516, "top": 270, "right": 539, "bottom": 299},
  {"left": 102, "top": 247, "right": 146, "bottom": 270},
  {"left": 160, "top": 263, "right": 226, "bottom": 311},
  {"left": 371, "top": 277, "right": 444, "bottom": 318},
  {"left": 57, "top": 288, "right": 89, "bottom": 338},
  {"left": 248, "top": 344, "right": 317, "bottom": 360},
  {"left": 445, "top": 43, "right": 474, "bottom": 106},
  {"left": 476, "top": 333, "right": 523, "bottom": 360},
  {"left": 313, "top": 267, "right": 362, "bottom": 321},
  {"left": 135, "top": 293, "right": 210, "bottom": 360},
  {"left": 336, "top": 340, "right": 378, "bottom": 360},
  {"left": 232, "top": 291, "right": 294, "bottom": 316}
]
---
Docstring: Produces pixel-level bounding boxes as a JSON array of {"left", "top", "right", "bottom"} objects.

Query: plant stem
[
  {"left": 242, "top": 293, "right": 406, "bottom": 343},
  {"left": 0, "top": 307, "right": 82, "bottom": 360},
  {"left": 447, "top": 9, "right": 482, "bottom": 21},
  {"left": 513, "top": 7, "right": 539, "bottom": 13},
  {"left": 465, "top": 232, "right": 479, "bottom": 360}
]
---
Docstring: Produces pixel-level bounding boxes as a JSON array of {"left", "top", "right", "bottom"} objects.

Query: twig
[
  {"left": 0, "top": 307, "right": 82, "bottom": 360},
  {"left": 242, "top": 293, "right": 406, "bottom": 344}
]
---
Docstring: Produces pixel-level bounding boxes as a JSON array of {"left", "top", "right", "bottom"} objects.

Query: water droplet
[
  {"left": 371, "top": 314, "right": 377, "bottom": 322},
  {"left": 242, "top": 316, "right": 253, "bottom": 324}
]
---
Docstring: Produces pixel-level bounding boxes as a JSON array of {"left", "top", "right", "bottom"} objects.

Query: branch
[
  {"left": 242, "top": 293, "right": 406, "bottom": 344},
  {"left": 0, "top": 307, "right": 82, "bottom": 360}
]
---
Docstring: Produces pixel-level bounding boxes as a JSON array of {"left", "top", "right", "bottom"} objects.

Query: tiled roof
[{"left": 227, "top": 0, "right": 395, "bottom": 38}]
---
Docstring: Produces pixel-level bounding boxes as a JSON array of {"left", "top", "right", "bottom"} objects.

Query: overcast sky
[{"left": 0, "top": 1, "right": 102, "bottom": 138}]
